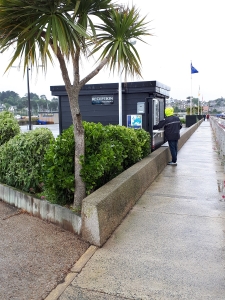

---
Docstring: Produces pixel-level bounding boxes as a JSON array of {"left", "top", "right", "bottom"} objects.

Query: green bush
[
  {"left": 180, "top": 118, "right": 186, "bottom": 124},
  {"left": 42, "top": 122, "right": 151, "bottom": 205},
  {"left": 81, "top": 123, "right": 126, "bottom": 193},
  {"left": 0, "top": 128, "right": 54, "bottom": 193},
  {"left": 81, "top": 123, "right": 151, "bottom": 193},
  {"left": 0, "top": 111, "right": 20, "bottom": 146},
  {"left": 41, "top": 126, "right": 75, "bottom": 205},
  {"left": 135, "top": 128, "right": 152, "bottom": 157}
]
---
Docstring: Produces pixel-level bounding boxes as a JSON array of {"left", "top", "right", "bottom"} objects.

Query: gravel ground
[{"left": 0, "top": 200, "right": 90, "bottom": 300}]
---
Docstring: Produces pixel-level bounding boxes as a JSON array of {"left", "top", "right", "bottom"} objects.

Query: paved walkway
[{"left": 49, "top": 120, "right": 225, "bottom": 300}]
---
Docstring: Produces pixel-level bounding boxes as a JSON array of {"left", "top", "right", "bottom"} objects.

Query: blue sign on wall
[{"left": 127, "top": 115, "right": 142, "bottom": 129}]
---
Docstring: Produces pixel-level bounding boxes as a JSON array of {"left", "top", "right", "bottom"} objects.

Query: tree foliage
[
  {"left": 0, "top": 0, "right": 152, "bottom": 208},
  {"left": 0, "top": 90, "right": 58, "bottom": 113},
  {"left": 0, "top": 111, "right": 20, "bottom": 146}
]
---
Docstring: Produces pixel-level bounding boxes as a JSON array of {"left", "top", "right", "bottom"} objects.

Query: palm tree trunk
[
  {"left": 56, "top": 49, "right": 86, "bottom": 208},
  {"left": 66, "top": 85, "right": 86, "bottom": 208},
  {"left": 56, "top": 48, "right": 109, "bottom": 208},
  {"left": 73, "top": 110, "right": 86, "bottom": 208}
]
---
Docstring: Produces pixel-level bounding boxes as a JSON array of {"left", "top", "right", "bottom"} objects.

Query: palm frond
[
  {"left": 90, "top": 5, "right": 152, "bottom": 78},
  {"left": 0, "top": 0, "right": 90, "bottom": 74}
]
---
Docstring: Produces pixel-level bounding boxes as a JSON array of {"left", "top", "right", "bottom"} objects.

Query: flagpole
[
  {"left": 202, "top": 95, "right": 203, "bottom": 114},
  {"left": 198, "top": 86, "right": 200, "bottom": 115},
  {"left": 190, "top": 62, "right": 199, "bottom": 116}
]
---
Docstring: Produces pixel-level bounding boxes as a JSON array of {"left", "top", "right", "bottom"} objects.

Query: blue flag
[{"left": 191, "top": 63, "right": 198, "bottom": 74}]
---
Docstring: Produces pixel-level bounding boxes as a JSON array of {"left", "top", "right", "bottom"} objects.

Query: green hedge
[
  {"left": 42, "top": 122, "right": 151, "bottom": 205},
  {"left": 0, "top": 120, "right": 150, "bottom": 206},
  {"left": 0, "top": 111, "right": 20, "bottom": 146},
  {"left": 81, "top": 122, "right": 151, "bottom": 193},
  {"left": 42, "top": 126, "right": 75, "bottom": 205},
  {"left": 0, "top": 128, "right": 54, "bottom": 193}
]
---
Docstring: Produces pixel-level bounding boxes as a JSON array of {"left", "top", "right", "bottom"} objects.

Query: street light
[
  {"left": 11, "top": 65, "right": 32, "bottom": 130},
  {"left": 118, "top": 65, "right": 123, "bottom": 125},
  {"left": 27, "top": 66, "right": 32, "bottom": 130},
  {"left": 12, "top": 65, "right": 43, "bottom": 130}
]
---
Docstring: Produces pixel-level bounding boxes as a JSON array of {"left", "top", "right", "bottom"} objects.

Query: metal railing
[
  {"left": 210, "top": 116, "right": 225, "bottom": 158},
  {"left": 210, "top": 116, "right": 225, "bottom": 201}
]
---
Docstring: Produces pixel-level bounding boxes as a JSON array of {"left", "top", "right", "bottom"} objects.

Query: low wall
[
  {"left": 81, "top": 120, "right": 203, "bottom": 246},
  {"left": 0, "top": 120, "right": 202, "bottom": 247},
  {"left": 0, "top": 184, "right": 81, "bottom": 234}
]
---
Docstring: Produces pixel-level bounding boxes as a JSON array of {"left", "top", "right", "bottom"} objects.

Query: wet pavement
[{"left": 47, "top": 120, "right": 225, "bottom": 300}]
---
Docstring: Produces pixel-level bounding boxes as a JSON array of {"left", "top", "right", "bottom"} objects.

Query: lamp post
[
  {"left": 27, "top": 66, "right": 32, "bottom": 130},
  {"left": 118, "top": 65, "right": 122, "bottom": 125},
  {"left": 198, "top": 98, "right": 199, "bottom": 115},
  {"left": 12, "top": 65, "right": 32, "bottom": 130},
  {"left": 26, "top": 65, "right": 44, "bottom": 127}
]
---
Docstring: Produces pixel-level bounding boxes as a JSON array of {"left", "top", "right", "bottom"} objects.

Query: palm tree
[{"left": 0, "top": 0, "right": 152, "bottom": 208}]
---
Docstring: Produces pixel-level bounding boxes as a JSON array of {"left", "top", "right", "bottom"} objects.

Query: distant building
[
  {"left": 8, "top": 106, "right": 17, "bottom": 112},
  {"left": 38, "top": 111, "right": 59, "bottom": 124}
]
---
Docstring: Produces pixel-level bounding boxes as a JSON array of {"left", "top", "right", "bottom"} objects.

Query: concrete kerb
[
  {"left": 0, "top": 119, "right": 202, "bottom": 247},
  {"left": 44, "top": 245, "right": 98, "bottom": 300}
]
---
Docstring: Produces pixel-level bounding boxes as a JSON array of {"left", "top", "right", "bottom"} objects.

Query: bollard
[{"left": 217, "top": 179, "right": 225, "bottom": 201}]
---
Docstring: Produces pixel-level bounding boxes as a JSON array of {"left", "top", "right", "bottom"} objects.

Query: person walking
[{"left": 153, "top": 107, "right": 182, "bottom": 166}]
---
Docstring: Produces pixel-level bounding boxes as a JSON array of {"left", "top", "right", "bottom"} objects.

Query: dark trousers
[{"left": 168, "top": 140, "right": 178, "bottom": 163}]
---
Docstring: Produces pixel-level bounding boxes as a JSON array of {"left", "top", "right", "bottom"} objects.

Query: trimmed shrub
[
  {"left": 81, "top": 122, "right": 151, "bottom": 193},
  {"left": 42, "top": 122, "right": 151, "bottom": 205},
  {"left": 42, "top": 126, "right": 75, "bottom": 205},
  {"left": 0, "top": 128, "right": 54, "bottom": 193},
  {"left": 81, "top": 123, "right": 125, "bottom": 194},
  {"left": 180, "top": 118, "right": 186, "bottom": 124},
  {"left": 0, "top": 111, "right": 20, "bottom": 146}
]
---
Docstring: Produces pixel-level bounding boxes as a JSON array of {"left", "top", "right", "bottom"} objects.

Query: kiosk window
[{"left": 152, "top": 99, "right": 159, "bottom": 125}]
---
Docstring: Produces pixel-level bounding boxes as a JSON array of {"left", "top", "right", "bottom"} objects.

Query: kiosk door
[{"left": 145, "top": 97, "right": 165, "bottom": 150}]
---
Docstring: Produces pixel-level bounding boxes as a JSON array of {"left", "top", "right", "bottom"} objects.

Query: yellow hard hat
[{"left": 165, "top": 107, "right": 174, "bottom": 117}]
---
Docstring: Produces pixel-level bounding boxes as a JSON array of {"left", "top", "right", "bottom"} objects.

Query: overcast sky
[{"left": 0, "top": 0, "right": 224, "bottom": 102}]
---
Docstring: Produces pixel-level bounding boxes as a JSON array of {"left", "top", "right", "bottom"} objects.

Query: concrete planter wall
[
  {"left": 0, "top": 120, "right": 202, "bottom": 247},
  {"left": 0, "top": 184, "right": 81, "bottom": 234}
]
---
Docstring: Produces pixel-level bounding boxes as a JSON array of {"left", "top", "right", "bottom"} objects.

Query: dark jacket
[{"left": 153, "top": 115, "right": 182, "bottom": 141}]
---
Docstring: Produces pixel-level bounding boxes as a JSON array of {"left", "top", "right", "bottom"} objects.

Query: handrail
[{"left": 210, "top": 116, "right": 225, "bottom": 158}]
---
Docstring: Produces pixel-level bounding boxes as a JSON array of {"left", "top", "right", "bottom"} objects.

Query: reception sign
[{"left": 92, "top": 95, "right": 114, "bottom": 105}]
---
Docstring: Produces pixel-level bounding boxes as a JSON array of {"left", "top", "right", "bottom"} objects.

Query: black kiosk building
[{"left": 50, "top": 80, "right": 170, "bottom": 150}]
